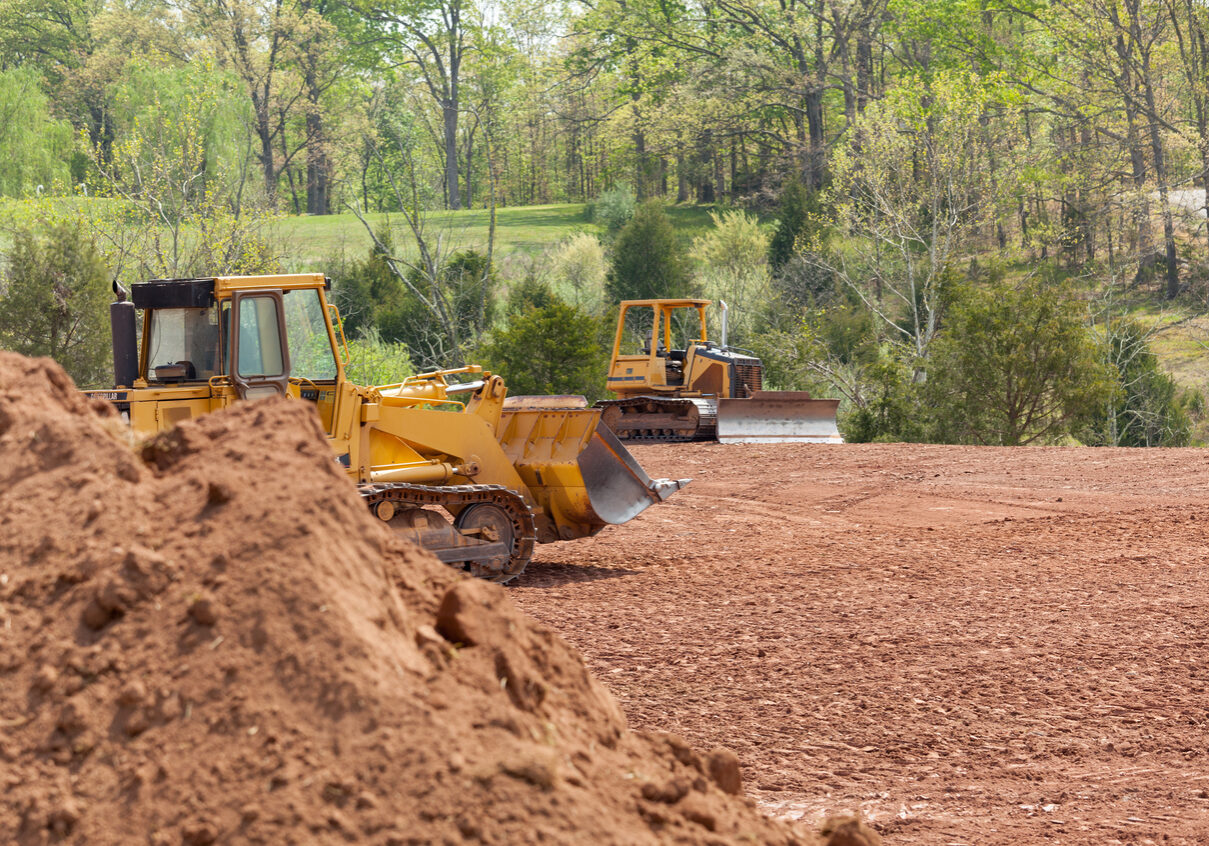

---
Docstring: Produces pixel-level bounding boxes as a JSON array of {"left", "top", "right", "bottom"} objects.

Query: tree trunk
[
  {"left": 856, "top": 32, "right": 873, "bottom": 113},
  {"left": 805, "top": 88, "right": 826, "bottom": 189},
  {"left": 1142, "top": 72, "right": 1179, "bottom": 298},
  {"left": 464, "top": 120, "right": 476, "bottom": 208},
  {"left": 444, "top": 101, "right": 460, "bottom": 210},
  {"left": 257, "top": 101, "right": 276, "bottom": 202},
  {"left": 305, "top": 106, "right": 327, "bottom": 215},
  {"left": 634, "top": 127, "right": 648, "bottom": 200}
]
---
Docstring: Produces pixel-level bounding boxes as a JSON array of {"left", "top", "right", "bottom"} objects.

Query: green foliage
[
  {"left": 343, "top": 328, "right": 414, "bottom": 386},
  {"left": 587, "top": 185, "right": 636, "bottom": 232},
  {"left": 0, "top": 221, "right": 112, "bottom": 388},
  {"left": 606, "top": 200, "right": 694, "bottom": 302},
  {"left": 744, "top": 327, "right": 828, "bottom": 392},
  {"left": 84, "top": 58, "right": 281, "bottom": 284},
  {"left": 329, "top": 228, "right": 403, "bottom": 339},
  {"left": 824, "top": 71, "right": 1022, "bottom": 362},
  {"left": 768, "top": 181, "right": 825, "bottom": 272},
  {"left": 1081, "top": 319, "right": 1198, "bottom": 447},
  {"left": 691, "top": 210, "right": 771, "bottom": 344},
  {"left": 549, "top": 232, "right": 607, "bottom": 313},
  {"left": 814, "top": 294, "right": 879, "bottom": 367},
  {"left": 844, "top": 349, "right": 927, "bottom": 443},
  {"left": 0, "top": 67, "right": 74, "bottom": 197},
  {"left": 479, "top": 284, "right": 608, "bottom": 401},
  {"left": 925, "top": 279, "right": 1114, "bottom": 445},
  {"left": 106, "top": 59, "right": 252, "bottom": 203},
  {"left": 376, "top": 249, "right": 498, "bottom": 370}
]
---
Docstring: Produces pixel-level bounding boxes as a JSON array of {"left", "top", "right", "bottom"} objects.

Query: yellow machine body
[
  {"left": 87, "top": 274, "right": 686, "bottom": 580},
  {"left": 598, "top": 298, "right": 843, "bottom": 443}
]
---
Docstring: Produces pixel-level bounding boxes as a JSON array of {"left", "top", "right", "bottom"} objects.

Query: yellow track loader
[
  {"left": 597, "top": 299, "right": 843, "bottom": 444},
  {"left": 84, "top": 274, "right": 687, "bottom": 582}
]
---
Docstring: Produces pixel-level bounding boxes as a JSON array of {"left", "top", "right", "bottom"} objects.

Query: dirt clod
[
  {"left": 187, "top": 595, "right": 218, "bottom": 626},
  {"left": 820, "top": 816, "right": 881, "bottom": 846},
  {"left": 706, "top": 748, "right": 743, "bottom": 796}
]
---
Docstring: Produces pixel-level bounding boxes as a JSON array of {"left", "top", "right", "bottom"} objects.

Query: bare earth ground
[{"left": 511, "top": 443, "right": 1209, "bottom": 845}]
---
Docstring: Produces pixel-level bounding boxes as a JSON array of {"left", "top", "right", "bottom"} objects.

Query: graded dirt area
[{"left": 513, "top": 442, "right": 1209, "bottom": 845}]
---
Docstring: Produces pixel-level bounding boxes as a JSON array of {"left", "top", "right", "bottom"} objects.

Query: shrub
[
  {"left": 343, "top": 328, "right": 414, "bottom": 386},
  {"left": 589, "top": 185, "right": 636, "bottom": 233},
  {"left": 479, "top": 284, "right": 608, "bottom": 401},
  {"left": 1081, "top": 319, "right": 1198, "bottom": 447},
  {"left": 550, "top": 232, "right": 607, "bottom": 314},
  {"left": 0, "top": 221, "right": 111, "bottom": 388},
  {"left": 768, "top": 180, "right": 826, "bottom": 272},
  {"left": 924, "top": 279, "right": 1114, "bottom": 445}
]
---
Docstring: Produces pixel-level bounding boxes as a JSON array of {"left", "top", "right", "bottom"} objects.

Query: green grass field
[{"left": 272, "top": 202, "right": 723, "bottom": 269}]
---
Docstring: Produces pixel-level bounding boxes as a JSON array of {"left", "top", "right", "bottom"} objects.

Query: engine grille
[{"left": 733, "top": 362, "right": 763, "bottom": 398}]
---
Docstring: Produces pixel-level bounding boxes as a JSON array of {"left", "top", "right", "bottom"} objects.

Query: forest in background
[{"left": 2, "top": 0, "right": 1209, "bottom": 446}]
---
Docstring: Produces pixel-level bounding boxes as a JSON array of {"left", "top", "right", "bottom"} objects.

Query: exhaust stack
[
  {"left": 110, "top": 281, "right": 138, "bottom": 388},
  {"left": 719, "top": 300, "right": 729, "bottom": 349}
]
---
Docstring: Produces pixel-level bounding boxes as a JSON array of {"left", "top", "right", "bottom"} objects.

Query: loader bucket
[
  {"left": 497, "top": 405, "right": 690, "bottom": 540},
  {"left": 715, "top": 391, "right": 843, "bottom": 444},
  {"left": 579, "top": 423, "right": 688, "bottom": 524}
]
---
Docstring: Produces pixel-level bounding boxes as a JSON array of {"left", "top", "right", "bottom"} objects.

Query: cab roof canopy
[
  {"left": 131, "top": 274, "right": 330, "bottom": 309},
  {"left": 621, "top": 298, "right": 711, "bottom": 308}
]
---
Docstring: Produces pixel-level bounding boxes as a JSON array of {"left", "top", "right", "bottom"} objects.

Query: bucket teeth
[{"left": 649, "top": 478, "right": 692, "bottom": 501}]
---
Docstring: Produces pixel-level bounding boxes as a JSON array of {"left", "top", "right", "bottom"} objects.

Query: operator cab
[
  {"left": 124, "top": 275, "right": 344, "bottom": 432},
  {"left": 624, "top": 299, "right": 710, "bottom": 388}
]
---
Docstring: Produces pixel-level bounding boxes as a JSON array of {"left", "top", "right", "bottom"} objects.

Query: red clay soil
[
  {"left": 0, "top": 353, "right": 831, "bottom": 846},
  {"left": 513, "top": 440, "right": 1209, "bottom": 846}
]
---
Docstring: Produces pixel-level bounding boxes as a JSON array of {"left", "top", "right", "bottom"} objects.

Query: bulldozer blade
[
  {"left": 578, "top": 423, "right": 691, "bottom": 524},
  {"left": 716, "top": 391, "right": 843, "bottom": 444}
]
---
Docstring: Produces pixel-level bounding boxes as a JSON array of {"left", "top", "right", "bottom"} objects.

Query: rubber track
[
  {"left": 359, "top": 483, "right": 537, "bottom": 584},
  {"left": 596, "top": 397, "right": 717, "bottom": 443}
]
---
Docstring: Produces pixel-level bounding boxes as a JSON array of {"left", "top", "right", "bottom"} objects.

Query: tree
[
  {"left": 0, "top": 222, "right": 111, "bottom": 388},
  {"left": 1086, "top": 316, "right": 1195, "bottom": 446},
  {"left": 182, "top": 0, "right": 331, "bottom": 206},
  {"left": 354, "top": 0, "right": 474, "bottom": 210},
  {"left": 479, "top": 283, "right": 608, "bottom": 400},
  {"left": 328, "top": 227, "right": 402, "bottom": 339},
  {"left": 86, "top": 60, "right": 281, "bottom": 283},
  {"left": 768, "top": 180, "right": 821, "bottom": 273},
  {"left": 925, "top": 279, "right": 1114, "bottom": 445},
  {"left": 349, "top": 100, "right": 499, "bottom": 369},
  {"left": 0, "top": 66, "right": 73, "bottom": 196},
  {"left": 692, "top": 209, "right": 772, "bottom": 344},
  {"left": 817, "top": 71, "right": 1022, "bottom": 374},
  {"left": 606, "top": 200, "right": 692, "bottom": 302},
  {"left": 374, "top": 249, "right": 497, "bottom": 369}
]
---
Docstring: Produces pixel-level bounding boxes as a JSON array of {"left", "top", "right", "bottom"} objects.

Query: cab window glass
[
  {"left": 147, "top": 307, "right": 220, "bottom": 380},
  {"left": 237, "top": 296, "right": 285, "bottom": 377},
  {"left": 283, "top": 288, "right": 337, "bottom": 381}
]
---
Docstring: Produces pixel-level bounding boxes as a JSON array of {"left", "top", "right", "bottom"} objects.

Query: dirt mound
[{"left": 0, "top": 352, "right": 818, "bottom": 845}]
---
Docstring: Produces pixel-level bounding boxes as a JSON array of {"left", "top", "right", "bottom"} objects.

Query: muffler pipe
[
  {"left": 110, "top": 280, "right": 138, "bottom": 388},
  {"left": 719, "top": 300, "right": 729, "bottom": 349}
]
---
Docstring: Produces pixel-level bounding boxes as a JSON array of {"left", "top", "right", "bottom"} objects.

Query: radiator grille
[{"left": 733, "top": 362, "right": 763, "bottom": 398}]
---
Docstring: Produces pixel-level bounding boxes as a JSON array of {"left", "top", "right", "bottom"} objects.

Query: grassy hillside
[{"left": 273, "top": 202, "right": 721, "bottom": 269}]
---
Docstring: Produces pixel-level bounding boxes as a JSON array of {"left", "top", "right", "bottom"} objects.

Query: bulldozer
[
  {"left": 596, "top": 298, "right": 843, "bottom": 444},
  {"left": 83, "top": 273, "right": 688, "bottom": 583}
]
